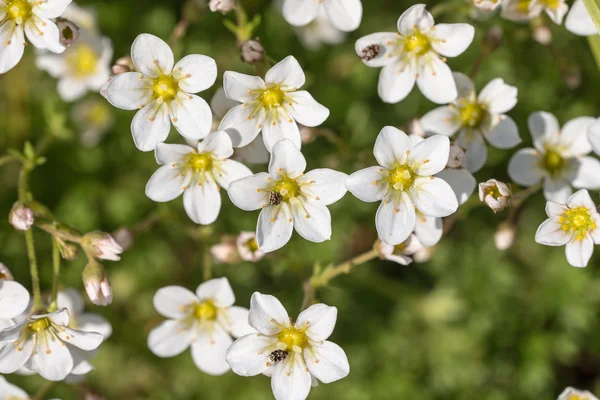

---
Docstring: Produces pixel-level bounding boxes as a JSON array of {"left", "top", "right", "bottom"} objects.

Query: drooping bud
[
  {"left": 9, "top": 202, "right": 34, "bottom": 231},
  {"left": 236, "top": 232, "right": 265, "bottom": 262},
  {"left": 532, "top": 25, "right": 552, "bottom": 46},
  {"left": 479, "top": 179, "right": 512, "bottom": 213},
  {"left": 82, "top": 262, "right": 112, "bottom": 306},
  {"left": 209, "top": 0, "right": 235, "bottom": 13},
  {"left": 447, "top": 145, "right": 467, "bottom": 169},
  {"left": 240, "top": 39, "right": 265, "bottom": 64},
  {"left": 0, "top": 263, "right": 14, "bottom": 281},
  {"left": 112, "top": 56, "right": 135, "bottom": 75},
  {"left": 82, "top": 232, "right": 124, "bottom": 261},
  {"left": 56, "top": 18, "right": 80, "bottom": 47},
  {"left": 210, "top": 235, "right": 240, "bottom": 264},
  {"left": 494, "top": 222, "right": 516, "bottom": 251}
]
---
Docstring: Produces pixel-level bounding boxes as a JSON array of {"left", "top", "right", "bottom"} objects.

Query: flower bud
[
  {"left": 56, "top": 18, "right": 79, "bottom": 47},
  {"left": 209, "top": 0, "right": 235, "bottom": 13},
  {"left": 82, "top": 232, "right": 124, "bottom": 261},
  {"left": 210, "top": 235, "right": 240, "bottom": 264},
  {"left": 494, "top": 222, "right": 516, "bottom": 251},
  {"left": 112, "top": 228, "right": 135, "bottom": 251},
  {"left": 0, "top": 263, "right": 14, "bottom": 281},
  {"left": 300, "top": 126, "right": 317, "bottom": 144},
  {"left": 447, "top": 145, "right": 466, "bottom": 169},
  {"left": 240, "top": 39, "right": 265, "bottom": 64},
  {"left": 9, "top": 202, "right": 34, "bottom": 231},
  {"left": 236, "top": 232, "right": 265, "bottom": 262},
  {"left": 479, "top": 179, "right": 512, "bottom": 212},
  {"left": 533, "top": 25, "right": 552, "bottom": 45},
  {"left": 112, "top": 56, "right": 135, "bottom": 75},
  {"left": 413, "top": 246, "right": 435, "bottom": 263},
  {"left": 82, "top": 263, "right": 112, "bottom": 306},
  {"left": 404, "top": 118, "right": 425, "bottom": 138},
  {"left": 59, "top": 241, "right": 79, "bottom": 261}
]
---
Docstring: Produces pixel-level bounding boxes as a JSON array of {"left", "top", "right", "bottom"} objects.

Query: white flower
[
  {"left": 83, "top": 232, "right": 123, "bottom": 261},
  {"left": 587, "top": 118, "right": 600, "bottom": 156},
  {"left": 228, "top": 139, "right": 348, "bottom": 253},
  {"left": 495, "top": 222, "right": 516, "bottom": 250},
  {"left": 0, "top": 280, "right": 29, "bottom": 320},
  {"left": 9, "top": 202, "right": 34, "bottom": 231},
  {"left": 36, "top": 31, "right": 113, "bottom": 102},
  {"left": 346, "top": 126, "right": 458, "bottom": 246},
  {"left": 292, "top": 8, "right": 346, "bottom": 50},
  {"left": 558, "top": 387, "right": 599, "bottom": 400},
  {"left": 219, "top": 55, "right": 330, "bottom": 152},
  {"left": 210, "top": 235, "right": 240, "bottom": 264},
  {"left": 501, "top": 0, "right": 568, "bottom": 24},
  {"left": 479, "top": 179, "right": 512, "bottom": 212},
  {"left": 236, "top": 231, "right": 265, "bottom": 262},
  {"left": 146, "top": 131, "right": 252, "bottom": 225},
  {"left": 105, "top": 33, "right": 217, "bottom": 151},
  {"left": 376, "top": 234, "right": 424, "bottom": 265},
  {"left": 57, "top": 289, "right": 112, "bottom": 339},
  {"left": 209, "top": 0, "right": 234, "bottom": 13},
  {"left": 355, "top": 4, "right": 474, "bottom": 104},
  {"left": 508, "top": 111, "right": 600, "bottom": 202},
  {"left": 535, "top": 189, "right": 600, "bottom": 267},
  {"left": 565, "top": 0, "right": 597, "bottom": 36},
  {"left": 421, "top": 72, "right": 520, "bottom": 172},
  {"left": 226, "top": 293, "right": 350, "bottom": 400},
  {"left": 71, "top": 98, "right": 115, "bottom": 148},
  {"left": 473, "top": 0, "right": 502, "bottom": 12},
  {"left": 0, "top": 308, "right": 103, "bottom": 381},
  {"left": 147, "top": 278, "right": 253, "bottom": 375},
  {"left": 0, "top": 0, "right": 71, "bottom": 74},
  {"left": 283, "top": 0, "right": 362, "bottom": 32}
]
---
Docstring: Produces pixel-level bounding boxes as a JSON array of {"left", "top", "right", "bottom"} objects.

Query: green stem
[
  {"left": 49, "top": 237, "right": 61, "bottom": 311},
  {"left": 582, "top": 0, "right": 600, "bottom": 33},
  {"left": 203, "top": 245, "right": 213, "bottom": 281},
  {"left": 0, "top": 154, "right": 19, "bottom": 168},
  {"left": 588, "top": 35, "right": 600, "bottom": 71},
  {"left": 32, "top": 381, "right": 55, "bottom": 400},
  {"left": 25, "top": 229, "right": 42, "bottom": 311}
]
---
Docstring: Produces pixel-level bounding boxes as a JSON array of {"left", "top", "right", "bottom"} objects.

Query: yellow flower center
[
  {"left": 388, "top": 165, "right": 415, "bottom": 191},
  {"left": 404, "top": 31, "right": 431, "bottom": 55},
  {"left": 516, "top": 0, "right": 532, "bottom": 12},
  {"left": 459, "top": 101, "right": 486, "bottom": 128},
  {"left": 539, "top": 0, "right": 560, "bottom": 8},
  {"left": 6, "top": 0, "right": 32, "bottom": 25},
  {"left": 186, "top": 153, "right": 213, "bottom": 172},
  {"left": 258, "top": 85, "right": 285, "bottom": 109},
  {"left": 569, "top": 395, "right": 589, "bottom": 400},
  {"left": 67, "top": 44, "right": 99, "bottom": 77},
  {"left": 153, "top": 75, "right": 179, "bottom": 103},
  {"left": 278, "top": 326, "right": 308, "bottom": 351},
  {"left": 271, "top": 177, "right": 301, "bottom": 202},
  {"left": 194, "top": 301, "right": 217, "bottom": 321},
  {"left": 560, "top": 207, "right": 596, "bottom": 241},
  {"left": 86, "top": 102, "right": 111, "bottom": 125},
  {"left": 540, "top": 149, "right": 565, "bottom": 176},
  {"left": 484, "top": 187, "right": 501, "bottom": 199},
  {"left": 0, "top": 272, "right": 6, "bottom": 279},
  {"left": 28, "top": 318, "right": 51, "bottom": 333},
  {"left": 245, "top": 237, "right": 259, "bottom": 253}
]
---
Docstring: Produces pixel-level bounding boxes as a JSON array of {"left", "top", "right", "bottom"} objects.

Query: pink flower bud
[
  {"left": 478, "top": 179, "right": 512, "bottom": 213},
  {"left": 9, "top": 203, "right": 34, "bottom": 231},
  {"left": 0, "top": 263, "right": 14, "bottom": 281},
  {"left": 210, "top": 235, "right": 240, "bottom": 264},
  {"left": 495, "top": 223, "right": 516, "bottom": 251},
  {"left": 82, "top": 263, "right": 112, "bottom": 306},
  {"left": 83, "top": 232, "right": 124, "bottom": 261},
  {"left": 240, "top": 39, "right": 265, "bottom": 64},
  {"left": 209, "top": 0, "right": 235, "bottom": 13},
  {"left": 236, "top": 232, "right": 265, "bottom": 262}
]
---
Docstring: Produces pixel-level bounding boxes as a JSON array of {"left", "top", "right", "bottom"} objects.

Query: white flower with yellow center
[
  {"left": 0, "top": 0, "right": 71, "bottom": 74},
  {"left": 355, "top": 4, "right": 474, "bottom": 104},
  {"left": 283, "top": 0, "right": 362, "bottom": 32},
  {"left": 535, "top": 189, "right": 600, "bottom": 267},
  {"left": 501, "top": 0, "right": 568, "bottom": 23},
  {"left": 226, "top": 292, "right": 349, "bottom": 400},
  {"left": 71, "top": 98, "right": 115, "bottom": 148},
  {"left": 558, "top": 387, "right": 599, "bottom": 400},
  {"left": 145, "top": 131, "right": 252, "bottom": 225},
  {"left": 346, "top": 126, "right": 458, "bottom": 246},
  {"left": 420, "top": 72, "right": 521, "bottom": 173},
  {"left": 508, "top": 111, "right": 600, "bottom": 202},
  {"left": 147, "top": 278, "right": 254, "bottom": 376},
  {"left": 565, "top": 0, "right": 597, "bottom": 36},
  {"left": 473, "top": 0, "right": 503, "bottom": 12},
  {"left": 236, "top": 231, "right": 265, "bottom": 262},
  {"left": 219, "top": 55, "right": 330, "bottom": 152},
  {"left": 228, "top": 139, "right": 348, "bottom": 253},
  {"left": 105, "top": 33, "right": 217, "bottom": 151}
]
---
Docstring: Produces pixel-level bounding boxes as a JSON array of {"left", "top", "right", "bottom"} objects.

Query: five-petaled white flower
[
  {"left": 420, "top": 72, "right": 521, "bottom": 172},
  {"left": 219, "top": 56, "right": 330, "bottom": 152},
  {"left": 283, "top": 0, "right": 362, "bottom": 32},
  {"left": 501, "top": 0, "right": 568, "bottom": 24},
  {"left": 557, "top": 387, "right": 599, "bottom": 400},
  {"left": 105, "top": 33, "right": 217, "bottom": 151},
  {"left": 508, "top": 111, "right": 600, "bottom": 202},
  {"left": 355, "top": 4, "right": 474, "bottom": 104},
  {"left": 535, "top": 189, "right": 600, "bottom": 267},
  {"left": 0, "top": 307, "right": 104, "bottom": 381},
  {"left": 236, "top": 231, "right": 265, "bottom": 262},
  {"left": 228, "top": 139, "right": 348, "bottom": 253},
  {"left": 346, "top": 126, "right": 458, "bottom": 246},
  {"left": 147, "top": 277, "right": 253, "bottom": 376},
  {"left": 479, "top": 179, "right": 512, "bottom": 212},
  {"left": 146, "top": 131, "right": 252, "bottom": 225},
  {"left": 0, "top": 0, "right": 72, "bottom": 74},
  {"left": 226, "top": 292, "right": 350, "bottom": 400}
]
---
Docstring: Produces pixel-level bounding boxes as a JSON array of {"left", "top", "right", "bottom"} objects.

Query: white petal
[
  {"left": 565, "top": 236, "right": 594, "bottom": 267},
  {"left": 228, "top": 172, "right": 271, "bottom": 211},
  {"left": 145, "top": 164, "right": 188, "bottom": 202},
  {"left": 0, "top": 281, "right": 30, "bottom": 319},
  {"left": 420, "top": 106, "right": 461, "bottom": 137},
  {"left": 183, "top": 175, "right": 221, "bottom": 225},
  {"left": 57, "top": 327, "right": 103, "bottom": 351},
  {"left": 211, "top": 87, "right": 238, "bottom": 118},
  {"left": 262, "top": 113, "right": 302, "bottom": 152},
  {"left": 528, "top": 111, "right": 560, "bottom": 150},
  {"left": 131, "top": 33, "right": 174, "bottom": 78},
  {"left": 397, "top": 4, "right": 434, "bottom": 36},
  {"left": 223, "top": 71, "right": 265, "bottom": 103},
  {"left": 410, "top": 176, "right": 459, "bottom": 217},
  {"left": 483, "top": 116, "right": 521, "bottom": 149},
  {"left": 545, "top": 2, "right": 569, "bottom": 24},
  {"left": 236, "top": 135, "right": 270, "bottom": 164},
  {"left": 219, "top": 104, "right": 265, "bottom": 148},
  {"left": 588, "top": 120, "right": 600, "bottom": 156},
  {"left": 437, "top": 168, "right": 476, "bottom": 205},
  {"left": 546, "top": 201, "right": 568, "bottom": 217},
  {"left": 77, "top": 313, "right": 113, "bottom": 339},
  {"left": 32, "top": 333, "right": 74, "bottom": 381},
  {"left": 477, "top": 78, "right": 518, "bottom": 114},
  {"left": 0, "top": 374, "right": 29, "bottom": 397},
  {"left": 291, "top": 200, "right": 331, "bottom": 242},
  {"left": 24, "top": 17, "right": 64, "bottom": 53},
  {"left": 355, "top": 32, "right": 399, "bottom": 67},
  {"left": 57, "top": 77, "right": 88, "bottom": 102},
  {"left": 409, "top": 135, "right": 450, "bottom": 176},
  {"left": 32, "top": 0, "right": 72, "bottom": 19},
  {"left": 153, "top": 285, "right": 197, "bottom": 319},
  {"left": 147, "top": 320, "right": 192, "bottom": 357},
  {"left": 430, "top": 23, "right": 474, "bottom": 57},
  {"left": 169, "top": 94, "right": 212, "bottom": 140},
  {"left": 452, "top": 72, "right": 475, "bottom": 98},
  {"left": 304, "top": 341, "right": 349, "bottom": 384},
  {"left": 414, "top": 213, "right": 443, "bottom": 247},
  {"left": 155, "top": 142, "right": 192, "bottom": 164},
  {"left": 269, "top": 139, "right": 306, "bottom": 179},
  {"left": 196, "top": 277, "right": 235, "bottom": 307},
  {"left": 0, "top": 335, "right": 34, "bottom": 374},
  {"left": 378, "top": 59, "right": 416, "bottom": 104},
  {"left": 535, "top": 217, "right": 571, "bottom": 245},
  {"left": 105, "top": 72, "right": 153, "bottom": 111},
  {"left": 0, "top": 320, "right": 25, "bottom": 342},
  {"left": 572, "top": 156, "right": 600, "bottom": 189},
  {"left": 376, "top": 191, "right": 416, "bottom": 245},
  {"left": 132, "top": 100, "right": 171, "bottom": 151},
  {"left": 257, "top": 203, "right": 294, "bottom": 253},
  {"left": 286, "top": 91, "right": 329, "bottom": 127},
  {"left": 219, "top": 306, "right": 254, "bottom": 338},
  {"left": 345, "top": 166, "right": 389, "bottom": 202},
  {"left": 508, "top": 148, "right": 543, "bottom": 186},
  {"left": 373, "top": 126, "right": 412, "bottom": 169},
  {"left": 323, "top": 0, "right": 363, "bottom": 31},
  {"left": 559, "top": 116, "right": 595, "bottom": 157},
  {"left": 172, "top": 54, "right": 217, "bottom": 93},
  {"left": 0, "top": 22, "right": 24, "bottom": 74},
  {"left": 565, "top": 0, "right": 597, "bottom": 36},
  {"left": 271, "top": 356, "right": 312, "bottom": 400},
  {"left": 266, "top": 56, "right": 306, "bottom": 89},
  {"left": 567, "top": 188, "right": 596, "bottom": 209},
  {"left": 416, "top": 55, "right": 457, "bottom": 104},
  {"left": 295, "top": 304, "right": 337, "bottom": 342},
  {"left": 56, "top": 288, "right": 84, "bottom": 316},
  {"left": 191, "top": 324, "right": 232, "bottom": 376},
  {"left": 226, "top": 333, "right": 275, "bottom": 376},
  {"left": 283, "top": 0, "right": 319, "bottom": 27},
  {"left": 298, "top": 168, "right": 348, "bottom": 205},
  {"left": 248, "top": 292, "right": 290, "bottom": 335},
  {"left": 544, "top": 178, "right": 573, "bottom": 203},
  {"left": 215, "top": 159, "right": 252, "bottom": 189}
]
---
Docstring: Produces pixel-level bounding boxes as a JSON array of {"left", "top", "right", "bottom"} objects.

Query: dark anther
[
  {"left": 360, "top": 44, "right": 381, "bottom": 61},
  {"left": 269, "top": 349, "right": 288, "bottom": 363},
  {"left": 268, "top": 192, "right": 283, "bottom": 206}
]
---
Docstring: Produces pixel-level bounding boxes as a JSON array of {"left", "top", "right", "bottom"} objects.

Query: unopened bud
[
  {"left": 0, "top": 263, "right": 14, "bottom": 281},
  {"left": 112, "top": 56, "right": 134, "bottom": 75},
  {"left": 533, "top": 25, "right": 552, "bottom": 45},
  {"left": 240, "top": 39, "right": 265, "bottom": 64},
  {"left": 82, "top": 262, "right": 112, "bottom": 306},
  {"left": 405, "top": 118, "right": 425, "bottom": 137},
  {"left": 479, "top": 179, "right": 512, "bottom": 212},
  {"left": 209, "top": 0, "right": 235, "bottom": 13},
  {"left": 56, "top": 18, "right": 79, "bottom": 47},
  {"left": 447, "top": 145, "right": 466, "bottom": 169},
  {"left": 210, "top": 235, "right": 240, "bottom": 264},
  {"left": 495, "top": 222, "right": 516, "bottom": 251},
  {"left": 300, "top": 126, "right": 317, "bottom": 144},
  {"left": 236, "top": 232, "right": 265, "bottom": 262},
  {"left": 59, "top": 241, "right": 79, "bottom": 261},
  {"left": 9, "top": 203, "right": 34, "bottom": 231},
  {"left": 112, "top": 228, "right": 135, "bottom": 251},
  {"left": 82, "top": 232, "right": 124, "bottom": 261},
  {"left": 413, "top": 246, "right": 435, "bottom": 263}
]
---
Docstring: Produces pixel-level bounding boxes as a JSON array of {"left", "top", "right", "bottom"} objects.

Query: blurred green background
[{"left": 1, "top": 0, "right": 600, "bottom": 398}]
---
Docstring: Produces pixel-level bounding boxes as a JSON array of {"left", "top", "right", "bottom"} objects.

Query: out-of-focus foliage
[{"left": 1, "top": 0, "right": 600, "bottom": 399}]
